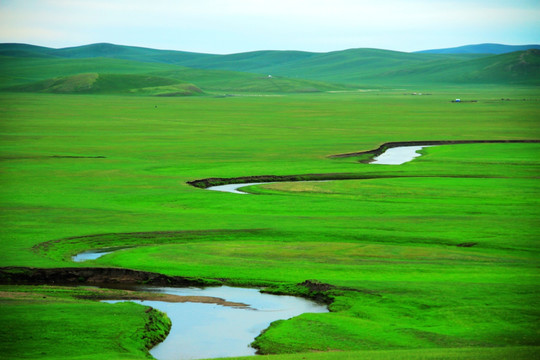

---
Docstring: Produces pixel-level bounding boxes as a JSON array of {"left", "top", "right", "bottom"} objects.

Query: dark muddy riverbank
[
  {"left": 329, "top": 139, "right": 540, "bottom": 160},
  {"left": 0, "top": 266, "right": 213, "bottom": 287},
  {"left": 188, "top": 140, "right": 539, "bottom": 189}
]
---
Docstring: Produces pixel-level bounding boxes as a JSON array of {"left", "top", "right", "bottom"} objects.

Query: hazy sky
[{"left": 1, "top": 0, "right": 539, "bottom": 53}]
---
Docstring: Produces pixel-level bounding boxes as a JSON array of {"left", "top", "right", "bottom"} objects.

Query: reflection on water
[
  {"left": 104, "top": 286, "right": 328, "bottom": 360},
  {"left": 207, "top": 182, "right": 272, "bottom": 194},
  {"left": 71, "top": 246, "right": 134, "bottom": 262},
  {"left": 372, "top": 145, "right": 433, "bottom": 165}
]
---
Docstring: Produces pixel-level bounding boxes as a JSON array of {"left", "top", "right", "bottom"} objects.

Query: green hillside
[
  {"left": 417, "top": 43, "right": 540, "bottom": 54},
  {"left": 0, "top": 42, "right": 217, "bottom": 64},
  {"left": 0, "top": 55, "right": 349, "bottom": 95},
  {"left": 0, "top": 55, "right": 181, "bottom": 87},
  {"left": 377, "top": 49, "right": 540, "bottom": 85},
  {"left": 6, "top": 73, "right": 204, "bottom": 96},
  {"left": 1, "top": 43, "right": 538, "bottom": 95},
  {"left": 187, "top": 48, "right": 538, "bottom": 85}
]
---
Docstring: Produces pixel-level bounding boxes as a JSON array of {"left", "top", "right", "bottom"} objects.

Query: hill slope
[
  {"left": 378, "top": 49, "right": 540, "bottom": 85},
  {"left": 0, "top": 42, "right": 217, "bottom": 64},
  {"left": 417, "top": 43, "right": 540, "bottom": 55},
  {"left": 0, "top": 55, "right": 350, "bottom": 95},
  {"left": 1, "top": 43, "right": 539, "bottom": 88},
  {"left": 6, "top": 73, "right": 204, "bottom": 96}
]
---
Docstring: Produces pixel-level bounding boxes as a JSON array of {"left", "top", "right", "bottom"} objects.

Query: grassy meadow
[
  {"left": 0, "top": 43, "right": 539, "bottom": 360},
  {"left": 1, "top": 86, "right": 538, "bottom": 359},
  {"left": 0, "top": 285, "right": 171, "bottom": 360}
]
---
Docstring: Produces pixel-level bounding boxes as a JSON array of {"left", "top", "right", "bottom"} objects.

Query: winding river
[
  {"left": 206, "top": 145, "right": 433, "bottom": 194},
  {"left": 105, "top": 286, "right": 328, "bottom": 360},
  {"left": 68, "top": 140, "right": 537, "bottom": 359},
  {"left": 73, "top": 144, "right": 435, "bottom": 262}
]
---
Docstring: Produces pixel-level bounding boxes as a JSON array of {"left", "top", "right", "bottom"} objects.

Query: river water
[
  {"left": 207, "top": 182, "right": 272, "bottom": 195},
  {"left": 72, "top": 246, "right": 134, "bottom": 262},
  {"left": 370, "top": 145, "right": 432, "bottom": 165},
  {"left": 75, "top": 145, "right": 430, "bottom": 358},
  {"left": 206, "top": 145, "right": 434, "bottom": 194},
  {"left": 104, "top": 286, "right": 328, "bottom": 360},
  {"left": 72, "top": 145, "right": 436, "bottom": 263}
]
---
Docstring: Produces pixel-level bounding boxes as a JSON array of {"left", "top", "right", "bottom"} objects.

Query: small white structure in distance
[{"left": 268, "top": 75, "right": 273, "bottom": 78}]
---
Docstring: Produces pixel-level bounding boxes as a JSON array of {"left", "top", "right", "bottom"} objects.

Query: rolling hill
[
  {"left": 6, "top": 73, "right": 204, "bottom": 96},
  {"left": 0, "top": 42, "right": 538, "bottom": 95},
  {"left": 380, "top": 49, "right": 540, "bottom": 84},
  {"left": 0, "top": 55, "right": 350, "bottom": 95},
  {"left": 416, "top": 43, "right": 540, "bottom": 55}
]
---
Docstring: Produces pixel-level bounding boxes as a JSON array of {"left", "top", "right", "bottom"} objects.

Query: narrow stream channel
[
  {"left": 104, "top": 286, "right": 328, "bottom": 360},
  {"left": 206, "top": 145, "right": 434, "bottom": 194},
  {"left": 71, "top": 145, "right": 437, "bottom": 262},
  {"left": 72, "top": 246, "right": 135, "bottom": 262},
  {"left": 207, "top": 182, "right": 272, "bottom": 195}
]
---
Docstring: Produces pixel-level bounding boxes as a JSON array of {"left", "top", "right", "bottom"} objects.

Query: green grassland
[
  {"left": 0, "top": 43, "right": 539, "bottom": 360},
  {"left": 0, "top": 285, "right": 171, "bottom": 359},
  {"left": 0, "top": 85, "right": 538, "bottom": 359}
]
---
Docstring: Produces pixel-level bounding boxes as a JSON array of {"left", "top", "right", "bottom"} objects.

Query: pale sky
[{"left": 0, "top": 0, "right": 539, "bottom": 54}]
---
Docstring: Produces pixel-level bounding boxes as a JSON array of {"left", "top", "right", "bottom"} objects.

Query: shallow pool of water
[
  {"left": 71, "top": 246, "right": 134, "bottom": 262},
  {"left": 371, "top": 145, "right": 432, "bottom": 165},
  {"left": 104, "top": 286, "right": 328, "bottom": 360}
]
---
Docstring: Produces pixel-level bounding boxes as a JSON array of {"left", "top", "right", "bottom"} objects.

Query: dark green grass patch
[
  {"left": 214, "top": 346, "right": 539, "bottom": 360},
  {"left": 0, "top": 285, "right": 171, "bottom": 359}
]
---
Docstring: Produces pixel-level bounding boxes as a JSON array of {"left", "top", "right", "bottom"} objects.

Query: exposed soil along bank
[
  {"left": 187, "top": 140, "right": 540, "bottom": 189},
  {"left": 0, "top": 267, "right": 215, "bottom": 287},
  {"left": 72, "top": 286, "right": 249, "bottom": 307},
  {"left": 0, "top": 267, "right": 338, "bottom": 306},
  {"left": 329, "top": 139, "right": 540, "bottom": 160},
  {"left": 188, "top": 173, "right": 398, "bottom": 189},
  {"left": 0, "top": 267, "right": 337, "bottom": 304}
]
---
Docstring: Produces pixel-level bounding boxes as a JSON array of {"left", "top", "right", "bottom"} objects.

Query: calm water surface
[
  {"left": 71, "top": 246, "right": 134, "bottom": 262},
  {"left": 206, "top": 182, "right": 272, "bottom": 194},
  {"left": 104, "top": 286, "right": 328, "bottom": 360},
  {"left": 371, "top": 145, "right": 433, "bottom": 165}
]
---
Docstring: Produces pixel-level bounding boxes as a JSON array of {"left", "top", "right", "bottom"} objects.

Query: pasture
[{"left": 0, "top": 86, "right": 539, "bottom": 359}]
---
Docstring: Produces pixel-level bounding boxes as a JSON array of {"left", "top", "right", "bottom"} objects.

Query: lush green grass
[
  {"left": 0, "top": 285, "right": 171, "bottom": 359},
  {"left": 0, "top": 87, "right": 538, "bottom": 359},
  {"left": 214, "top": 346, "right": 540, "bottom": 360}
]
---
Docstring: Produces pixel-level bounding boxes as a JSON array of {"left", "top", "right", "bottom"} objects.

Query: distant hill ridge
[
  {"left": 0, "top": 42, "right": 538, "bottom": 92},
  {"left": 416, "top": 43, "right": 540, "bottom": 55}
]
